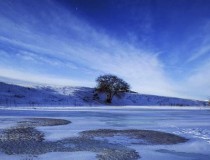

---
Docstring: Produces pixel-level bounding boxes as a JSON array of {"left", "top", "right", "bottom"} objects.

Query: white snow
[
  {"left": 0, "top": 82, "right": 207, "bottom": 107},
  {"left": 38, "top": 152, "right": 97, "bottom": 160}
]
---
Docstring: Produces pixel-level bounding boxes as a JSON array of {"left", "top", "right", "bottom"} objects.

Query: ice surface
[
  {"left": 0, "top": 152, "right": 97, "bottom": 160},
  {"left": 94, "top": 135, "right": 148, "bottom": 145},
  {"left": 0, "top": 107, "right": 210, "bottom": 160}
]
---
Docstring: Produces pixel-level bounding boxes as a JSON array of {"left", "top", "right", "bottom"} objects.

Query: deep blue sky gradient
[{"left": 0, "top": 0, "right": 210, "bottom": 99}]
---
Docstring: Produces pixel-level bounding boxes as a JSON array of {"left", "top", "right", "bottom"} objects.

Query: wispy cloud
[
  {"left": 0, "top": 0, "right": 209, "bottom": 99},
  {"left": 187, "top": 42, "right": 210, "bottom": 63},
  {"left": 187, "top": 22, "right": 210, "bottom": 63},
  {"left": 184, "top": 59, "right": 210, "bottom": 99},
  {"left": 0, "top": 67, "right": 94, "bottom": 87}
]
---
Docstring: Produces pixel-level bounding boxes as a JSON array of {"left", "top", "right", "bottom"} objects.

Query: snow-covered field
[
  {"left": 0, "top": 107, "right": 210, "bottom": 160},
  {"left": 0, "top": 82, "right": 207, "bottom": 106}
]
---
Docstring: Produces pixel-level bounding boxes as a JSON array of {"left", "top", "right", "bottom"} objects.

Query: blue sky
[{"left": 0, "top": 0, "right": 210, "bottom": 100}]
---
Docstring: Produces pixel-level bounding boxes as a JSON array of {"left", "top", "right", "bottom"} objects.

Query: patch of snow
[
  {"left": 38, "top": 151, "right": 97, "bottom": 160},
  {"left": 174, "top": 128, "right": 210, "bottom": 143}
]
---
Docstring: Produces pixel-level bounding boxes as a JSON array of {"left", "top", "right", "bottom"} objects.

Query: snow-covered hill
[{"left": 0, "top": 82, "right": 207, "bottom": 107}]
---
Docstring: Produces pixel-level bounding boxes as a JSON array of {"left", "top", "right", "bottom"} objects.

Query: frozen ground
[{"left": 0, "top": 107, "right": 210, "bottom": 160}]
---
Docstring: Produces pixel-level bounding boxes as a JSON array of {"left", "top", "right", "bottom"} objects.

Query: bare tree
[{"left": 95, "top": 74, "right": 130, "bottom": 103}]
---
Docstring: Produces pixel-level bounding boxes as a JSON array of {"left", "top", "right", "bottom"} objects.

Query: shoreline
[{"left": 0, "top": 106, "right": 209, "bottom": 111}]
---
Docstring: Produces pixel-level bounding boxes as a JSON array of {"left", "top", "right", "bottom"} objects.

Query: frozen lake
[{"left": 0, "top": 107, "right": 210, "bottom": 160}]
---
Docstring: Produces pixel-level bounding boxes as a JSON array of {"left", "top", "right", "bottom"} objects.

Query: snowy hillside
[{"left": 0, "top": 82, "right": 207, "bottom": 107}]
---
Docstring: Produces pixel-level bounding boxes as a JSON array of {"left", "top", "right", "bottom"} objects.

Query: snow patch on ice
[
  {"left": 38, "top": 151, "right": 97, "bottom": 160},
  {"left": 174, "top": 128, "right": 210, "bottom": 143}
]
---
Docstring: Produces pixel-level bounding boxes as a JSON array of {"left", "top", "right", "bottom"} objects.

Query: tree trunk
[{"left": 106, "top": 93, "right": 112, "bottom": 103}]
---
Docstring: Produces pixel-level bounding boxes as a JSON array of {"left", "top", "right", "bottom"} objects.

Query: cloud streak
[
  {"left": 0, "top": 0, "right": 209, "bottom": 99},
  {"left": 0, "top": 68, "right": 93, "bottom": 87},
  {"left": 187, "top": 22, "right": 210, "bottom": 63}
]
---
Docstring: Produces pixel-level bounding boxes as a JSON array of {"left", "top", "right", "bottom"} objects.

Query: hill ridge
[{"left": 0, "top": 82, "right": 207, "bottom": 107}]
